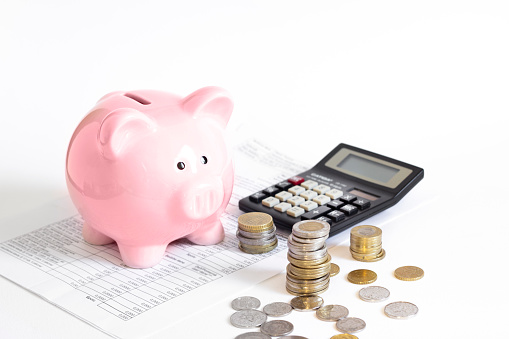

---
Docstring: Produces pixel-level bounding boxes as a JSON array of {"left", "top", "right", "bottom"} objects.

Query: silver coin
[
  {"left": 292, "top": 220, "right": 330, "bottom": 239},
  {"left": 316, "top": 304, "right": 349, "bottom": 321},
  {"left": 359, "top": 286, "right": 390, "bottom": 302},
  {"left": 237, "top": 231, "right": 277, "bottom": 246},
  {"left": 235, "top": 332, "right": 271, "bottom": 339},
  {"left": 336, "top": 317, "right": 366, "bottom": 333},
  {"left": 290, "top": 233, "right": 328, "bottom": 244},
  {"left": 263, "top": 302, "right": 293, "bottom": 317},
  {"left": 260, "top": 320, "right": 294, "bottom": 336},
  {"left": 230, "top": 309, "right": 267, "bottom": 328},
  {"left": 238, "top": 227, "right": 276, "bottom": 239},
  {"left": 384, "top": 301, "right": 418, "bottom": 319},
  {"left": 232, "top": 296, "right": 261, "bottom": 310}
]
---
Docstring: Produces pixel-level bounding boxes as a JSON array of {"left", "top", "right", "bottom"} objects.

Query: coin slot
[{"left": 124, "top": 93, "right": 151, "bottom": 105}]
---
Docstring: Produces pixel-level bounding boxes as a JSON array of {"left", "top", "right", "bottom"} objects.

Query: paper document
[{"left": 0, "top": 139, "right": 309, "bottom": 339}]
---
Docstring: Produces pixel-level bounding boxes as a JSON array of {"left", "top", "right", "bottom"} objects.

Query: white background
[{"left": 1, "top": 1, "right": 508, "bottom": 338}]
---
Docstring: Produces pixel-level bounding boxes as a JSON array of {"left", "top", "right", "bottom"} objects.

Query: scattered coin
[
  {"left": 263, "top": 302, "right": 293, "bottom": 317},
  {"left": 230, "top": 309, "right": 267, "bottom": 328},
  {"left": 260, "top": 320, "right": 294, "bottom": 336},
  {"left": 316, "top": 304, "right": 349, "bottom": 321},
  {"left": 336, "top": 317, "right": 366, "bottom": 334},
  {"left": 330, "top": 263, "right": 340, "bottom": 277},
  {"left": 235, "top": 333, "right": 271, "bottom": 339},
  {"left": 347, "top": 269, "right": 377, "bottom": 285},
  {"left": 330, "top": 334, "right": 359, "bottom": 339},
  {"left": 384, "top": 301, "right": 419, "bottom": 319},
  {"left": 358, "top": 286, "right": 390, "bottom": 302},
  {"left": 232, "top": 296, "right": 261, "bottom": 310},
  {"left": 290, "top": 295, "right": 324, "bottom": 311},
  {"left": 394, "top": 266, "right": 424, "bottom": 281}
]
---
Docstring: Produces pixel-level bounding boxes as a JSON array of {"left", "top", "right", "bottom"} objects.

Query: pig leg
[
  {"left": 82, "top": 222, "right": 114, "bottom": 245},
  {"left": 117, "top": 243, "right": 168, "bottom": 269},
  {"left": 186, "top": 219, "right": 225, "bottom": 245}
]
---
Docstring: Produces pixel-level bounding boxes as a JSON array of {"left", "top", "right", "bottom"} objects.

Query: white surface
[{"left": 1, "top": 1, "right": 508, "bottom": 338}]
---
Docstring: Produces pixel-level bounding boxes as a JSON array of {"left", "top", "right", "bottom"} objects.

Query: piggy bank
[{"left": 66, "top": 87, "right": 234, "bottom": 268}]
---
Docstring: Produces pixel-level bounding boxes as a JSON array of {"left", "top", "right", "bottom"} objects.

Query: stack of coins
[
  {"left": 286, "top": 220, "right": 331, "bottom": 296},
  {"left": 349, "top": 225, "right": 385, "bottom": 262},
  {"left": 237, "top": 212, "right": 278, "bottom": 254}
]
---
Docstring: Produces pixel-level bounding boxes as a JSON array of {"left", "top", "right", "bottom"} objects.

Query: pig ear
[
  {"left": 182, "top": 86, "right": 233, "bottom": 127},
  {"left": 98, "top": 108, "right": 157, "bottom": 160}
]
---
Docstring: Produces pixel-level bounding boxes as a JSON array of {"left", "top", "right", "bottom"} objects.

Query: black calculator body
[{"left": 238, "top": 143, "right": 424, "bottom": 236}]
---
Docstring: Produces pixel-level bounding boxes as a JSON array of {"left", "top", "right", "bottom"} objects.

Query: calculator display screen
[
  {"left": 337, "top": 154, "right": 399, "bottom": 183},
  {"left": 324, "top": 148, "right": 414, "bottom": 189}
]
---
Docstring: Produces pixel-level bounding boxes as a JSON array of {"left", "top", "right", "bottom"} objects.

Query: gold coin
[
  {"left": 287, "top": 253, "right": 331, "bottom": 267},
  {"left": 350, "top": 248, "right": 386, "bottom": 262},
  {"left": 330, "top": 263, "right": 340, "bottom": 277},
  {"left": 350, "top": 225, "right": 382, "bottom": 238},
  {"left": 238, "top": 239, "right": 278, "bottom": 254},
  {"left": 330, "top": 334, "right": 359, "bottom": 339},
  {"left": 347, "top": 269, "right": 377, "bottom": 284},
  {"left": 290, "top": 295, "right": 324, "bottom": 310},
  {"left": 394, "top": 266, "right": 424, "bottom": 281},
  {"left": 238, "top": 212, "right": 274, "bottom": 232}
]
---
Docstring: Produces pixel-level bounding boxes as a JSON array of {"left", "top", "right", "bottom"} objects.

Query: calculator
[{"left": 238, "top": 143, "right": 424, "bottom": 236}]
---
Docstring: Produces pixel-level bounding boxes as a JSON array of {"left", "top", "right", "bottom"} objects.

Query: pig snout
[{"left": 182, "top": 179, "right": 225, "bottom": 220}]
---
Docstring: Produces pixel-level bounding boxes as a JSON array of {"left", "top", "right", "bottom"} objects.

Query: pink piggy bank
[{"left": 66, "top": 87, "right": 234, "bottom": 268}]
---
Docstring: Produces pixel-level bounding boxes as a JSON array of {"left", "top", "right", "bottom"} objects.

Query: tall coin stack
[
  {"left": 237, "top": 212, "right": 278, "bottom": 254},
  {"left": 286, "top": 220, "right": 331, "bottom": 296},
  {"left": 349, "top": 225, "right": 386, "bottom": 262}
]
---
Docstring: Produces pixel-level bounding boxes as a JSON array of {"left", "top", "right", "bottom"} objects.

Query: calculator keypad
[{"left": 249, "top": 177, "right": 371, "bottom": 226}]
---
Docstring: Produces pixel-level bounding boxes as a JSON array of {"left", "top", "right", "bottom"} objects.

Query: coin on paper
[
  {"left": 330, "top": 334, "right": 358, "bottom": 339},
  {"left": 232, "top": 296, "right": 261, "bottom": 310},
  {"left": 336, "top": 317, "right": 366, "bottom": 333},
  {"left": 230, "top": 309, "right": 267, "bottom": 328},
  {"left": 347, "top": 269, "right": 377, "bottom": 285},
  {"left": 394, "top": 266, "right": 424, "bottom": 281},
  {"left": 235, "top": 333, "right": 271, "bottom": 339},
  {"left": 384, "top": 301, "right": 419, "bottom": 319},
  {"left": 290, "top": 295, "right": 324, "bottom": 311},
  {"left": 316, "top": 304, "right": 349, "bottom": 321},
  {"left": 292, "top": 220, "right": 330, "bottom": 239},
  {"left": 358, "top": 286, "right": 390, "bottom": 302},
  {"left": 260, "top": 320, "right": 294, "bottom": 336},
  {"left": 263, "top": 302, "right": 293, "bottom": 317},
  {"left": 330, "top": 263, "right": 340, "bottom": 277}
]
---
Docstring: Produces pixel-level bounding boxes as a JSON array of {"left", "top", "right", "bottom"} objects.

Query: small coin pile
[
  {"left": 349, "top": 225, "right": 385, "bottom": 262},
  {"left": 286, "top": 220, "right": 332, "bottom": 296},
  {"left": 237, "top": 212, "right": 278, "bottom": 254}
]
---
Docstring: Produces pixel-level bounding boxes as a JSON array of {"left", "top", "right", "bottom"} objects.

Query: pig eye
[
  {"left": 177, "top": 162, "right": 185, "bottom": 170},
  {"left": 201, "top": 156, "right": 208, "bottom": 164}
]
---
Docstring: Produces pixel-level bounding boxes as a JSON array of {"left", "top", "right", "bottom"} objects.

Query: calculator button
[
  {"left": 300, "top": 190, "right": 318, "bottom": 200},
  {"left": 288, "top": 186, "right": 306, "bottom": 196},
  {"left": 339, "top": 204, "right": 358, "bottom": 216},
  {"left": 276, "top": 181, "right": 293, "bottom": 191},
  {"left": 327, "top": 210, "right": 346, "bottom": 222},
  {"left": 274, "top": 202, "right": 292, "bottom": 212},
  {"left": 249, "top": 192, "right": 267, "bottom": 203},
  {"left": 287, "top": 206, "right": 305, "bottom": 217},
  {"left": 300, "top": 201, "right": 318, "bottom": 211},
  {"left": 316, "top": 216, "right": 332, "bottom": 224},
  {"left": 352, "top": 199, "right": 371, "bottom": 210},
  {"left": 288, "top": 176, "right": 305, "bottom": 185},
  {"left": 313, "top": 184, "right": 330, "bottom": 195},
  {"left": 325, "top": 189, "right": 343, "bottom": 200},
  {"left": 262, "top": 197, "right": 280, "bottom": 207},
  {"left": 275, "top": 191, "right": 293, "bottom": 202},
  {"left": 301, "top": 205, "right": 332, "bottom": 220},
  {"left": 339, "top": 194, "right": 357, "bottom": 203},
  {"left": 263, "top": 186, "right": 281, "bottom": 196},
  {"left": 301, "top": 180, "right": 318, "bottom": 190},
  {"left": 287, "top": 196, "right": 305, "bottom": 206},
  {"left": 313, "top": 195, "right": 331, "bottom": 206},
  {"left": 327, "top": 199, "right": 345, "bottom": 210}
]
